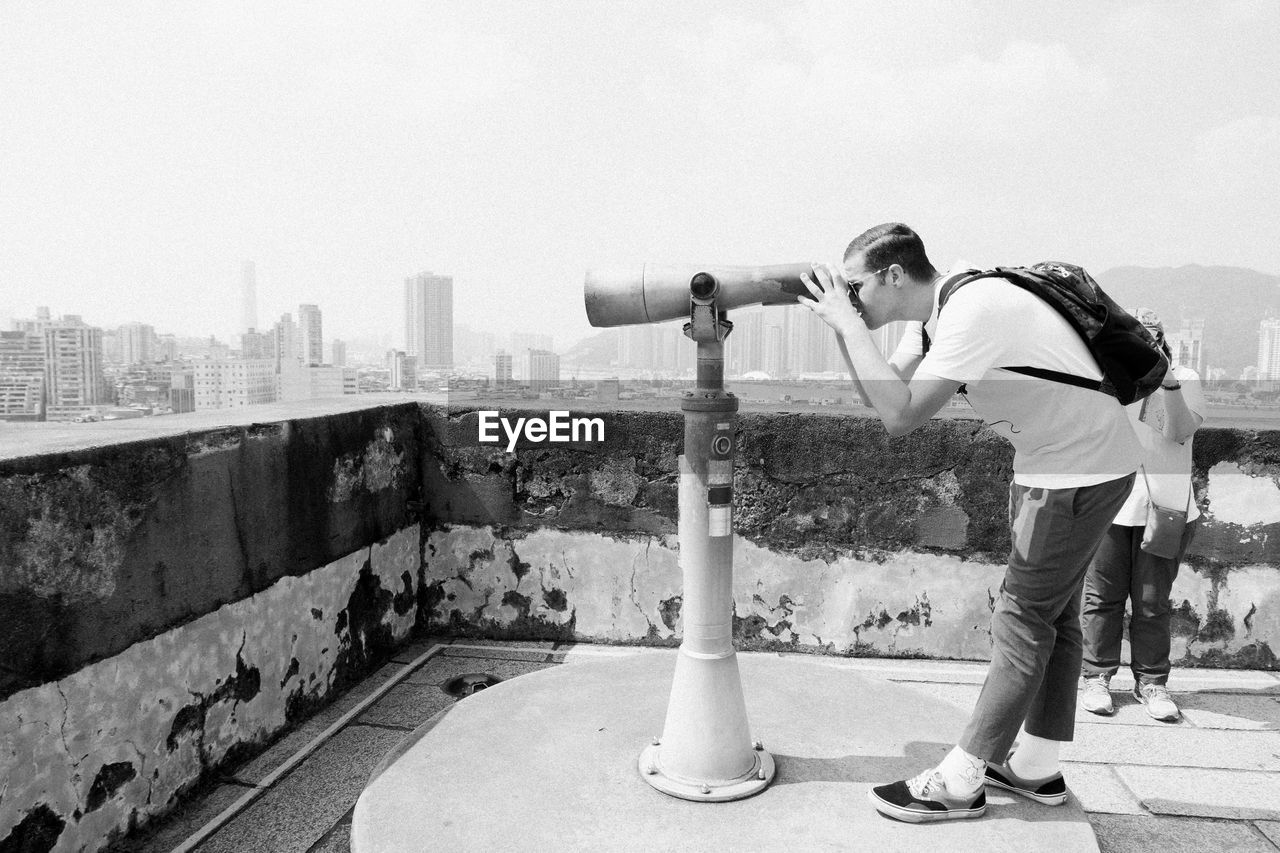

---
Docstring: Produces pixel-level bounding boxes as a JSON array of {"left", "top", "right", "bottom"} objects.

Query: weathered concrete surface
[
  {"left": 352, "top": 652, "right": 1100, "bottom": 853},
  {"left": 0, "top": 527, "right": 419, "bottom": 853},
  {"left": 422, "top": 407, "right": 1279, "bottom": 670},
  {"left": 422, "top": 526, "right": 1004, "bottom": 659},
  {"left": 0, "top": 404, "right": 422, "bottom": 700}
]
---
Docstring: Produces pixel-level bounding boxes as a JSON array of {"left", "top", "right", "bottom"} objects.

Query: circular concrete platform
[{"left": 352, "top": 652, "right": 1099, "bottom": 852}]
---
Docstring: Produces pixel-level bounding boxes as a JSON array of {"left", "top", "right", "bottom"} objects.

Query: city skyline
[{"left": 2, "top": 4, "right": 1278, "bottom": 350}]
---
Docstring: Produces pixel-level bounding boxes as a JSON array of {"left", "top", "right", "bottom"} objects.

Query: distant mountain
[
  {"left": 1096, "top": 265, "right": 1280, "bottom": 377},
  {"left": 560, "top": 329, "right": 619, "bottom": 369}
]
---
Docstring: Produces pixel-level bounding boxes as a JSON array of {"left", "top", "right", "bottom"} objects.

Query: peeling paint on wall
[
  {"left": 328, "top": 426, "right": 408, "bottom": 502},
  {"left": 0, "top": 526, "right": 419, "bottom": 853}
]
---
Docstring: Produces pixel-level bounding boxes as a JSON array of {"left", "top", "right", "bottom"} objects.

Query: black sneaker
[
  {"left": 869, "top": 770, "right": 987, "bottom": 823},
  {"left": 984, "top": 761, "right": 1068, "bottom": 806}
]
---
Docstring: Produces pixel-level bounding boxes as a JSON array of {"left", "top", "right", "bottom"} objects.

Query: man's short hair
[{"left": 844, "top": 223, "right": 938, "bottom": 282}]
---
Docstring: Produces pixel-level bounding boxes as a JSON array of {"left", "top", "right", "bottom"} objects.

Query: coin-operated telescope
[
  {"left": 583, "top": 262, "right": 818, "bottom": 802},
  {"left": 584, "top": 263, "right": 815, "bottom": 327}
]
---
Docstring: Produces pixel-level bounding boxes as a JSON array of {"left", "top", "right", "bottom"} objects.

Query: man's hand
[{"left": 799, "top": 263, "right": 865, "bottom": 335}]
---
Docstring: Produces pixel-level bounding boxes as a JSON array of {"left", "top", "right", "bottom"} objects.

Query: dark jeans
[
  {"left": 959, "top": 473, "right": 1134, "bottom": 761},
  {"left": 1081, "top": 519, "right": 1199, "bottom": 686}
]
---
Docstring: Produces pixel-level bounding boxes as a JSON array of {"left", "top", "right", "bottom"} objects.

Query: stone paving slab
[
  {"left": 354, "top": 653, "right": 1101, "bottom": 853},
  {"left": 1257, "top": 821, "right": 1280, "bottom": 847},
  {"left": 229, "top": 661, "right": 408, "bottom": 784},
  {"left": 1116, "top": 766, "right": 1280, "bottom": 820},
  {"left": 354, "top": 681, "right": 456, "bottom": 729},
  {"left": 441, "top": 645, "right": 560, "bottom": 662},
  {"left": 1064, "top": 722, "right": 1280, "bottom": 770},
  {"left": 388, "top": 636, "right": 454, "bottom": 664},
  {"left": 1087, "top": 813, "right": 1280, "bottom": 853},
  {"left": 1178, "top": 693, "right": 1280, "bottom": 730},
  {"left": 1061, "top": 763, "right": 1146, "bottom": 816},
  {"left": 197, "top": 726, "right": 406, "bottom": 853},
  {"left": 111, "top": 783, "right": 249, "bottom": 853},
  {"left": 306, "top": 819, "right": 352, "bottom": 853},
  {"left": 403, "top": 656, "right": 556, "bottom": 687}
]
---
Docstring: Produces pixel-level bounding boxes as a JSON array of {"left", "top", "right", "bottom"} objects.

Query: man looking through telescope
[{"left": 800, "top": 223, "right": 1141, "bottom": 823}]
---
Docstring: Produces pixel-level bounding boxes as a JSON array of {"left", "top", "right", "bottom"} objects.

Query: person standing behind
[{"left": 1080, "top": 310, "right": 1205, "bottom": 721}]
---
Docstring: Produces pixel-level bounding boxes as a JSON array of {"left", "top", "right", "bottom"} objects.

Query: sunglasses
[{"left": 844, "top": 266, "right": 890, "bottom": 295}]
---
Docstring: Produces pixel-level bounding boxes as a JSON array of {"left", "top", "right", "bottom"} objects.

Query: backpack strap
[{"left": 935, "top": 268, "right": 1105, "bottom": 394}]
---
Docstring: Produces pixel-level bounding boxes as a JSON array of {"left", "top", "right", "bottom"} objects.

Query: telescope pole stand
[{"left": 638, "top": 324, "right": 775, "bottom": 802}]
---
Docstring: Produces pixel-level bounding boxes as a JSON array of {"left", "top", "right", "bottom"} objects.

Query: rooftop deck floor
[{"left": 110, "top": 640, "right": 1280, "bottom": 853}]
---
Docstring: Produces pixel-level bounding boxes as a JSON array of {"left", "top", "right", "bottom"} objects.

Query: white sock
[
  {"left": 936, "top": 745, "right": 986, "bottom": 796},
  {"left": 1008, "top": 732, "right": 1061, "bottom": 779}
]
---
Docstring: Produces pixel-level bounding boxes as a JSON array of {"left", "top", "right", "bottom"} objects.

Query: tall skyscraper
[
  {"left": 494, "top": 350, "right": 512, "bottom": 387},
  {"left": 387, "top": 350, "right": 417, "bottom": 390},
  {"left": 298, "top": 304, "right": 323, "bottom": 366},
  {"left": 240, "top": 329, "right": 275, "bottom": 360},
  {"left": 242, "top": 261, "right": 258, "bottom": 332},
  {"left": 519, "top": 349, "right": 560, "bottom": 389},
  {"left": 42, "top": 315, "right": 109, "bottom": 420},
  {"left": 404, "top": 272, "right": 453, "bottom": 369},
  {"left": 330, "top": 339, "right": 347, "bottom": 368},
  {"left": 1257, "top": 319, "right": 1280, "bottom": 379},
  {"left": 0, "top": 330, "right": 46, "bottom": 421},
  {"left": 274, "top": 312, "right": 300, "bottom": 367},
  {"left": 119, "top": 322, "right": 156, "bottom": 365}
]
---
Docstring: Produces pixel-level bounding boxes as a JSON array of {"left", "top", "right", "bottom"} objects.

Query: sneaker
[
  {"left": 868, "top": 770, "right": 986, "bottom": 823},
  {"left": 1080, "top": 675, "right": 1114, "bottom": 716},
  {"left": 985, "top": 759, "right": 1069, "bottom": 806},
  {"left": 1134, "top": 683, "right": 1180, "bottom": 721}
]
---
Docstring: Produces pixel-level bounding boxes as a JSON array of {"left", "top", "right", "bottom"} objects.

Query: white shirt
[
  {"left": 894, "top": 272, "right": 1141, "bottom": 489},
  {"left": 1111, "top": 365, "right": 1204, "bottom": 525}
]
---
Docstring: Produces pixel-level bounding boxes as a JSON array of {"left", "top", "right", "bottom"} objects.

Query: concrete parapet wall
[
  {"left": 0, "top": 527, "right": 420, "bottom": 852},
  {"left": 3, "top": 402, "right": 1280, "bottom": 851},
  {"left": 421, "top": 408, "right": 1279, "bottom": 670}
]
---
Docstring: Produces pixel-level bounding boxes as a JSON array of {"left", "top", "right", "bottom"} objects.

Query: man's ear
[{"left": 888, "top": 263, "right": 904, "bottom": 287}]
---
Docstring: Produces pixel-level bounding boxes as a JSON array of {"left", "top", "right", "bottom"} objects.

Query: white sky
[{"left": 2, "top": 1, "right": 1278, "bottom": 349}]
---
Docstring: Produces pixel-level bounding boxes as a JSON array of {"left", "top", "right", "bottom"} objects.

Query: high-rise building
[
  {"left": 43, "top": 316, "right": 109, "bottom": 421},
  {"left": 169, "top": 369, "right": 195, "bottom": 413},
  {"left": 274, "top": 313, "right": 300, "bottom": 367},
  {"left": 1165, "top": 319, "right": 1205, "bottom": 375},
  {"left": 519, "top": 349, "right": 560, "bottom": 389},
  {"left": 495, "top": 350, "right": 513, "bottom": 387},
  {"left": 330, "top": 339, "right": 347, "bottom": 368},
  {"left": 0, "top": 330, "right": 46, "bottom": 421},
  {"left": 404, "top": 272, "right": 453, "bottom": 369},
  {"left": 156, "top": 334, "right": 178, "bottom": 362},
  {"left": 119, "top": 322, "right": 156, "bottom": 365},
  {"left": 298, "top": 304, "right": 323, "bottom": 366},
  {"left": 240, "top": 329, "right": 275, "bottom": 360},
  {"left": 192, "top": 359, "right": 278, "bottom": 410},
  {"left": 387, "top": 350, "right": 417, "bottom": 391},
  {"left": 242, "top": 261, "right": 258, "bottom": 332},
  {"left": 1258, "top": 319, "right": 1280, "bottom": 380}
]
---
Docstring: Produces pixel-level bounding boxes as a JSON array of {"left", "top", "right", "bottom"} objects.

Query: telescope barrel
[{"left": 584, "top": 263, "right": 815, "bottom": 327}]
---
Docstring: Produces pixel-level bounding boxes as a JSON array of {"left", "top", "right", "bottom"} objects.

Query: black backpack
[{"left": 932, "top": 262, "right": 1168, "bottom": 405}]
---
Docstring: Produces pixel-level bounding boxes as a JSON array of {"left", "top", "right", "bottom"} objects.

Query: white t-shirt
[
  {"left": 1111, "top": 365, "right": 1204, "bottom": 525},
  {"left": 896, "top": 273, "right": 1141, "bottom": 489}
]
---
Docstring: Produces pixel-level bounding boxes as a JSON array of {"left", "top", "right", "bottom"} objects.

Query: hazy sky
[{"left": 2, "top": 1, "right": 1278, "bottom": 350}]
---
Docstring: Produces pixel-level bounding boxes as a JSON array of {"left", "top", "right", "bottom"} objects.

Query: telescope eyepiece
[{"left": 689, "top": 271, "right": 718, "bottom": 300}]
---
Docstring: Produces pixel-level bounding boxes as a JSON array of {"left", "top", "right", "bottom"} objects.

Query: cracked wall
[{"left": 0, "top": 526, "right": 419, "bottom": 853}]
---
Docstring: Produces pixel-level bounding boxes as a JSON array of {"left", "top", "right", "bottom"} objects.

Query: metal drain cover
[{"left": 442, "top": 672, "right": 503, "bottom": 698}]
